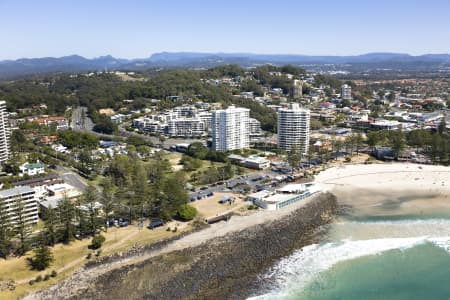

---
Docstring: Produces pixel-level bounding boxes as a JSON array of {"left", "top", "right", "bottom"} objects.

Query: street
[
  {"left": 55, "top": 165, "right": 89, "bottom": 192},
  {"left": 71, "top": 106, "right": 94, "bottom": 131}
]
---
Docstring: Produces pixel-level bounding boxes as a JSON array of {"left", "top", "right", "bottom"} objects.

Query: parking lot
[{"left": 188, "top": 171, "right": 278, "bottom": 201}]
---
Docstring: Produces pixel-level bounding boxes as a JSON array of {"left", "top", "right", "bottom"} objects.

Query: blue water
[
  {"left": 251, "top": 213, "right": 450, "bottom": 300},
  {"left": 293, "top": 243, "right": 450, "bottom": 300}
]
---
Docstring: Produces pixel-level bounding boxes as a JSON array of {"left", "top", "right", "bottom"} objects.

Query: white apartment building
[
  {"left": 0, "top": 101, "right": 10, "bottom": 164},
  {"left": 291, "top": 79, "right": 303, "bottom": 98},
  {"left": 0, "top": 186, "right": 38, "bottom": 225},
  {"left": 212, "top": 106, "right": 250, "bottom": 151},
  {"left": 132, "top": 117, "right": 166, "bottom": 134},
  {"left": 277, "top": 103, "right": 310, "bottom": 154},
  {"left": 167, "top": 118, "right": 205, "bottom": 137},
  {"left": 249, "top": 117, "right": 262, "bottom": 141},
  {"left": 197, "top": 111, "right": 212, "bottom": 130},
  {"left": 341, "top": 84, "right": 352, "bottom": 101},
  {"left": 173, "top": 105, "right": 197, "bottom": 118}
]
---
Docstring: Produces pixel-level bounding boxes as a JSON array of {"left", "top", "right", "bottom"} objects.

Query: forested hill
[
  {"left": 0, "top": 65, "right": 305, "bottom": 130},
  {"left": 1, "top": 52, "right": 450, "bottom": 79}
]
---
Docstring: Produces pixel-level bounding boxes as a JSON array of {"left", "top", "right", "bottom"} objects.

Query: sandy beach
[{"left": 315, "top": 163, "right": 450, "bottom": 218}]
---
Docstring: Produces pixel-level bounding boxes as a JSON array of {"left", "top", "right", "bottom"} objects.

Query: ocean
[{"left": 250, "top": 212, "right": 450, "bottom": 299}]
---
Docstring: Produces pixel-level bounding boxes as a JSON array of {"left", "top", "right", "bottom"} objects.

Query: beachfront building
[
  {"left": 0, "top": 100, "right": 10, "bottom": 164},
  {"left": 212, "top": 106, "right": 250, "bottom": 152},
  {"left": 248, "top": 183, "right": 321, "bottom": 210},
  {"left": 277, "top": 103, "right": 310, "bottom": 154},
  {"left": 0, "top": 186, "right": 38, "bottom": 225}
]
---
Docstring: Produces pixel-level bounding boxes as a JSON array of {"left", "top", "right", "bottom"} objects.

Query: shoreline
[
  {"left": 25, "top": 162, "right": 450, "bottom": 299},
  {"left": 25, "top": 192, "right": 338, "bottom": 300},
  {"left": 315, "top": 163, "right": 450, "bottom": 218}
]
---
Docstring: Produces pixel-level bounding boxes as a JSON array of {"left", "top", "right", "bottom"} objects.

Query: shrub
[
  {"left": 50, "top": 270, "right": 57, "bottom": 278},
  {"left": 176, "top": 205, "right": 197, "bottom": 221},
  {"left": 96, "top": 250, "right": 102, "bottom": 257},
  {"left": 29, "top": 280, "right": 34, "bottom": 286},
  {"left": 43, "top": 274, "right": 51, "bottom": 281},
  {"left": 86, "top": 253, "right": 92, "bottom": 259},
  {"left": 35, "top": 275, "right": 42, "bottom": 282},
  {"left": 89, "top": 235, "right": 106, "bottom": 250}
]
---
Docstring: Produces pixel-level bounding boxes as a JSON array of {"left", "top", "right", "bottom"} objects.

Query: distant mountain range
[{"left": 1, "top": 52, "right": 450, "bottom": 79}]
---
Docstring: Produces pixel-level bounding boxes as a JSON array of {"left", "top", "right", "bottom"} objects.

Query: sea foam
[{"left": 249, "top": 228, "right": 450, "bottom": 299}]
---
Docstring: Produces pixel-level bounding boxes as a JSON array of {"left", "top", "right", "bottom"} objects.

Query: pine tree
[
  {"left": 0, "top": 203, "right": 13, "bottom": 258},
  {"left": 43, "top": 206, "right": 59, "bottom": 246},
  {"left": 30, "top": 234, "right": 54, "bottom": 271},
  {"left": 100, "top": 178, "right": 116, "bottom": 232},
  {"left": 287, "top": 146, "right": 302, "bottom": 174},
  {"left": 58, "top": 196, "right": 75, "bottom": 244},
  {"left": 83, "top": 185, "right": 100, "bottom": 235},
  {"left": 15, "top": 197, "right": 31, "bottom": 256}
]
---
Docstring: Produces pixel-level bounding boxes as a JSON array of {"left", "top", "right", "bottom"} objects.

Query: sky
[{"left": 1, "top": 0, "right": 450, "bottom": 60}]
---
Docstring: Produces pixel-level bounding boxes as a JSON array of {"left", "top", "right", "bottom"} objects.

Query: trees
[
  {"left": 15, "top": 197, "right": 32, "bottom": 256},
  {"left": 407, "top": 129, "right": 431, "bottom": 152},
  {"left": 287, "top": 146, "right": 302, "bottom": 173},
  {"left": 389, "top": 127, "right": 406, "bottom": 159},
  {"left": 345, "top": 133, "right": 364, "bottom": 156},
  {"left": 126, "top": 135, "right": 150, "bottom": 147},
  {"left": 58, "top": 197, "right": 76, "bottom": 244},
  {"left": 176, "top": 205, "right": 197, "bottom": 221},
  {"left": 187, "top": 142, "right": 209, "bottom": 160},
  {"left": 92, "top": 115, "right": 117, "bottom": 135},
  {"left": 43, "top": 206, "right": 59, "bottom": 246},
  {"left": 58, "top": 130, "right": 99, "bottom": 149},
  {"left": 30, "top": 234, "right": 54, "bottom": 271},
  {"left": 0, "top": 204, "right": 13, "bottom": 258},
  {"left": 310, "top": 119, "right": 323, "bottom": 130},
  {"left": 83, "top": 185, "right": 101, "bottom": 235},
  {"left": 159, "top": 172, "right": 189, "bottom": 220},
  {"left": 180, "top": 155, "right": 202, "bottom": 172},
  {"left": 367, "top": 131, "right": 383, "bottom": 147},
  {"left": 100, "top": 178, "right": 117, "bottom": 231}
]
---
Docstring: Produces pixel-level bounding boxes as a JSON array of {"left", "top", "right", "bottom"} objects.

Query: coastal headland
[{"left": 25, "top": 192, "right": 338, "bottom": 300}]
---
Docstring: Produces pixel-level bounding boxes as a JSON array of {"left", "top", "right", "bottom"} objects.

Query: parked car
[
  {"left": 207, "top": 192, "right": 214, "bottom": 197},
  {"left": 148, "top": 219, "right": 164, "bottom": 229},
  {"left": 119, "top": 220, "right": 130, "bottom": 227}
]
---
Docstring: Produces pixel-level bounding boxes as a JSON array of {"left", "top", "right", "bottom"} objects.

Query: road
[
  {"left": 71, "top": 106, "right": 94, "bottom": 131},
  {"left": 55, "top": 165, "right": 89, "bottom": 192}
]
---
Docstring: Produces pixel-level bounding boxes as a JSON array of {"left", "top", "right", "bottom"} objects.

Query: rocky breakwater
[{"left": 28, "top": 192, "right": 338, "bottom": 300}]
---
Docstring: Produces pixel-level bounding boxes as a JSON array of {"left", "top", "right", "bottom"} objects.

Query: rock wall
[{"left": 71, "top": 193, "right": 337, "bottom": 300}]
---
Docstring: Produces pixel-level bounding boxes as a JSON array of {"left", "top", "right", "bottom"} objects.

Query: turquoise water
[
  {"left": 251, "top": 208, "right": 450, "bottom": 299},
  {"left": 293, "top": 243, "right": 450, "bottom": 300}
]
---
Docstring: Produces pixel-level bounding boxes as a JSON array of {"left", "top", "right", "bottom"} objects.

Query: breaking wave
[{"left": 249, "top": 219, "right": 450, "bottom": 299}]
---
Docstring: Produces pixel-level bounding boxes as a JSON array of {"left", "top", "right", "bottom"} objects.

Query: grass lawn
[
  {"left": 190, "top": 192, "right": 245, "bottom": 219},
  {"left": 0, "top": 222, "right": 190, "bottom": 300}
]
